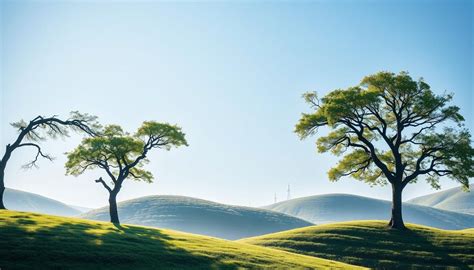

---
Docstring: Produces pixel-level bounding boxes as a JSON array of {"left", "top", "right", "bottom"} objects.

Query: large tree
[
  {"left": 295, "top": 71, "right": 474, "bottom": 229},
  {"left": 0, "top": 112, "right": 99, "bottom": 209},
  {"left": 65, "top": 121, "right": 188, "bottom": 224}
]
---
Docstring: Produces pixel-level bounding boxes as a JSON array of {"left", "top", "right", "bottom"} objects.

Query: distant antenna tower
[
  {"left": 287, "top": 184, "right": 291, "bottom": 200},
  {"left": 274, "top": 193, "right": 277, "bottom": 203}
]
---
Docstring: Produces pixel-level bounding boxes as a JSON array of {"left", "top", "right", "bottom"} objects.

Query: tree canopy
[
  {"left": 10, "top": 112, "right": 100, "bottom": 168},
  {"left": 295, "top": 71, "right": 474, "bottom": 229},
  {"left": 0, "top": 111, "right": 100, "bottom": 209},
  {"left": 65, "top": 121, "right": 188, "bottom": 223}
]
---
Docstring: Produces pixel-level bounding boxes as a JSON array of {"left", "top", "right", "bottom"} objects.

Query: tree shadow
[
  {"left": 397, "top": 229, "right": 472, "bottom": 270},
  {"left": 0, "top": 213, "right": 240, "bottom": 270},
  {"left": 265, "top": 223, "right": 473, "bottom": 270}
]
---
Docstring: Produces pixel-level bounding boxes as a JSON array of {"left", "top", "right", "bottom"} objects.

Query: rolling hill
[
  {"left": 80, "top": 195, "right": 312, "bottom": 240},
  {"left": 408, "top": 184, "right": 474, "bottom": 215},
  {"left": 67, "top": 204, "right": 93, "bottom": 213},
  {"left": 263, "top": 194, "right": 474, "bottom": 230},
  {"left": 241, "top": 221, "right": 474, "bottom": 269},
  {"left": 0, "top": 210, "right": 361, "bottom": 269},
  {"left": 4, "top": 188, "right": 81, "bottom": 216}
]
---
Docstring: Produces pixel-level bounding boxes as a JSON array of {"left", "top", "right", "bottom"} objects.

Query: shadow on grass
[
  {"left": 0, "top": 213, "right": 239, "bottom": 270},
  {"left": 264, "top": 224, "right": 473, "bottom": 270}
]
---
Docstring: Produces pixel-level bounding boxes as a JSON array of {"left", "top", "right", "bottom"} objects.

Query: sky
[{"left": 0, "top": 0, "right": 473, "bottom": 209}]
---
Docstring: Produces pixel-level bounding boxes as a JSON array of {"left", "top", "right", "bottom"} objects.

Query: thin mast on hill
[{"left": 287, "top": 184, "right": 291, "bottom": 201}]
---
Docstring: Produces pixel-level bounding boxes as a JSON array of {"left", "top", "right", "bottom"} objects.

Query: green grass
[
  {"left": 240, "top": 220, "right": 474, "bottom": 269},
  {"left": 0, "top": 210, "right": 362, "bottom": 270}
]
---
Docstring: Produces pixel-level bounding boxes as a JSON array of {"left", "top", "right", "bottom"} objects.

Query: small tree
[
  {"left": 0, "top": 112, "right": 99, "bottom": 209},
  {"left": 295, "top": 71, "right": 474, "bottom": 229},
  {"left": 65, "top": 121, "right": 188, "bottom": 224}
]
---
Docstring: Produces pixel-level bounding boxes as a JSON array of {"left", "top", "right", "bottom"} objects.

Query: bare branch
[
  {"left": 18, "top": 143, "right": 54, "bottom": 169},
  {"left": 95, "top": 177, "right": 112, "bottom": 193}
]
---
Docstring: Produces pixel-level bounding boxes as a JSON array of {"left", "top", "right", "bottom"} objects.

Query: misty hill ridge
[
  {"left": 263, "top": 193, "right": 474, "bottom": 230},
  {"left": 408, "top": 184, "right": 474, "bottom": 215},
  {"left": 4, "top": 188, "right": 81, "bottom": 216},
  {"left": 80, "top": 195, "right": 312, "bottom": 240}
]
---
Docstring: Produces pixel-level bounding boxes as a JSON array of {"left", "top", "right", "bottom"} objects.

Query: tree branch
[
  {"left": 95, "top": 177, "right": 112, "bottom": 193},
  {"left": 17, "top": 143, "right": 53, "bottom": 169}
]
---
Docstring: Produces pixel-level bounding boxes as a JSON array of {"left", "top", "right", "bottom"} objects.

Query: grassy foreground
[
  {"left": 240, "top": 221, "right": 474, "bottom": 269},
  {"left": 0, "top": 210, "right": 361, "bottom": 270}
]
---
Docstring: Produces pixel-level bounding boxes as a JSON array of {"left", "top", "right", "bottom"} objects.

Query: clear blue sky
[{"left": 0, "top": 0, "right": 472, "bottom": 208}]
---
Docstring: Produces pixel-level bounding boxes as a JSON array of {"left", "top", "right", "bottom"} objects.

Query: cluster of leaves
[{"left": 65, "top": 122, "right": 188, "bottom": 191}]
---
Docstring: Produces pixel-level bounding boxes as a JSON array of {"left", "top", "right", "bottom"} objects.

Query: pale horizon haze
[{"left": 0, "top": 0, "right": 473, "bottom": 209}]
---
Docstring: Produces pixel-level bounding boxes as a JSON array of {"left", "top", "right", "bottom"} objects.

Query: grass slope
[
  {"left": 408, "top": 184, "right": 474, "bottom": 215},
  {"left": 80, "top": 195, "right": 312, "bottom": 240},
  {"left": 241, "top": 221, "right": 474, "bottom": 269},
  {"left": 4, "top": 188, "right": 81, "bottom": 216},
  {"left": 263, "top": 193, "right": 474, "bottom": 230},
  {"left": 0, "top": 210, "right": 361, "bottom": 270}
]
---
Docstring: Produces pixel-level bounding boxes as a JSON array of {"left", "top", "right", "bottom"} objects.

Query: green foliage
[
  {"left": 0, "top": 210, "right": 361, "bottom": 269},
  {"left": 136, "top": 121, "right": 188, "bottom": 150},
  {"left": 295, "top": 71, "right": 474, "bottom": 189},
  {"left": 66, "top": 125, "right": 148, "bottom": 182},
  {"left": 419, "top": 128, "right": 474, "bottom": 190},
  {"left": 294, "top": 112, "right": 328, "bottom": 139},
  {"left": 242, "top": 221, "right": 474, "bottom": 269},
  {"left": 65, "top": 121, "right": 188, "bottom": 185},
  {"left": 327, "top": 150, "right": 386, "bottom": 186}
]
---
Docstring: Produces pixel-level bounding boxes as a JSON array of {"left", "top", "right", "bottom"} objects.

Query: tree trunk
[
  {"left": 0, "top": 159, "right": 7, "bottom": 210},
  {"left": 109, "top": 192, "right": 120, "bottom": 224},
  {"left": 388, "top": 184, "right": 406, "bottom": 229},
  {"left": 0, "top": 182, "right": 5, "bottom": 210}
]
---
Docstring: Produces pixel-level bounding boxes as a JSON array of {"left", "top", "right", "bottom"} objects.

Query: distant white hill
[
  {"left": 4, "top": 188, "right": 81, "bottom": 216},
  {"left": 67, "top": 204, "right": 93, "bottom": 213},
  {"left": 262, "top": 193, "right": 474, "bottom": 230},
  {"left": 80, "top": 195, "right": 312, "bottom": 240},
  {"left": 408, "top": 184, "right": 474, "bottom": 215}
]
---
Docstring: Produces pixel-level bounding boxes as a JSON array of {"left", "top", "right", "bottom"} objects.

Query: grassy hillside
[
  {"left": 408, "top": 184, "right": 474, "bottom": 215},
  {"left": 4, "top": 188, "right": 81, "bottom": 216},
  {"left": 241, "top": 221, "right": 474, "bottom": 269},
  {"left": 263, "top": 193, "right": 474, "bottom": 230},
  {"left": 0, "top": 210, "right": 361, "bottom": 270},
  {"left": 80, "top": 195, "right": 312, "bottom": 240}
]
